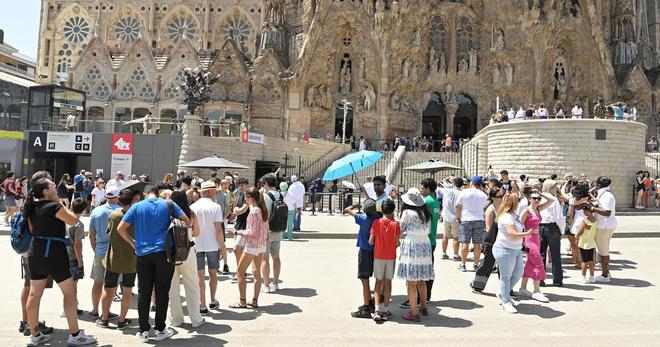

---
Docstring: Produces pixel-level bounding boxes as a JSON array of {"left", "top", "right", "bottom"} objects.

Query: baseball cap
[
  {"left": 362, "top": 199, "right": 377, "bottom": 217},
  {"left": 105, "top": 187, "right": 120, "bottom": 198},
  {"left": 470, "top": 175, "right": 483, "bottom": 186}
]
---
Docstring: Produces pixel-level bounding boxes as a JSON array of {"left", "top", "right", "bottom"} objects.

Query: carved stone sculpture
[
  {"left": 492, "top": 63, "right": 501, "bottom": 84},
  {"left": 402, "top": 58, "right": 411, "bottom": 79},
  {"left": 360, "top": 80, "right": 376, "bottom": 112},
  {"left": 326, "top": 56, "right": 334, "bottom": 79},
  {"left": 572, "top": 66, "right": 583, "bottom": 90},
  {"left": 438, "top": 52, "right": 446, "bottom": 74},
  {"left": 340, "top": 55, "right": 352, "bottom": 93},
  {"left": 389, "top": 92, "right": 400, "bottom": 111},
  {"left": 493, "top": 28, "right": 505, "bottom": 51},
  {"left": 468, "top": 48, "right": 478, "bottom": 74},
  {"left": 358, "top": 54, "right": 366, "bottom": 80},
  {"left": 306, "top": 85, "right": 319, "bottom": 107},
  {"left": 504, "top": 63, "right": 513, "bottom": 85},
  {"left": 457, "top": 58, "right": 468, "bottom": 75},
  {"left": 429, "top": 46, "right": 437, "bottom": 72}
]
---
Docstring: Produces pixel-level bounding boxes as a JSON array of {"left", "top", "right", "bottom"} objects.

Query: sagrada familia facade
[{"left": 36, "top": 0, "right": 660, "bottom": 140}]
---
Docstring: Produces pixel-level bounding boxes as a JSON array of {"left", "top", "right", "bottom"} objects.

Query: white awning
[{"left": 0, "top": 70, "right": 39, "bottom": 88}]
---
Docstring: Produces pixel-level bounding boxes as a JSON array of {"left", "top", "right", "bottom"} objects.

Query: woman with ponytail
[
  {"left": 24, "top": 177, "right": 97, "bottom": 346},
  {"left": 229, "top": 187, "right": 269, "bottom": 309}
]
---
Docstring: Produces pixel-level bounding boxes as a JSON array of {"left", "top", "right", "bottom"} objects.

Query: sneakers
[
  {"left": 373, "top": 311, "right": 382, "bottom": 321},
  {"left": 473, "top": 263, "right": 480, "bottom": 271},
  {"left": 19, "top": 321, "right": 28, "bottom": 334},
  {"left": 531, "top": 292, "right": 550, "bottom": 303},
  {"left": 154, "top": 327, "right": 175, "bottom": 341},
  {"left": 95, "top": 319, "right": 109, "bottom": 328},
  {"left": 192, "top": 319, "right": 206, "bottom": 328},
  {"left": 116, "top": 319, "right": 132, "bottom": 330},
  {"left": 200, "top": 306, "right": 209, "bottom": 315},
  {"left": 27, "top": 333, "right": 52, "bottom": 346},
  {"left": 457, "top": 264, "right": 467, "bottom": 272},
  {"left": 441, "top": 254, "right": 449, "bottom": 260},
  {"left": 67, "top": 330, "right": 97, "bottom": 346},
  {"left": 419, "top": 306, "right": 429, "bottom": 316},
  {"left": 209, "top": 299, "right": 220, "bottom": 310},
  {"left": 501, "top": 301, "right": 518, "bottom": 314},
  {"left": 452, "top": 255, "right": 461, "bottom": 261},
  {"left": 380, "top": 311, "right": 392, "bottom": 321},
  {"left": 22, "top": 321, "right": 54, "bottom": 336},
  {"left": 518, "top": 288, "right": 533, "bottom": 297},
  {"left": 261, "top": 285, "right": 272, "bottom": 293},
  {"left": 595, "top": 274, "right": 612, "bottom": 283},
  {"left": 222, "top": 264, "right": 230, "bottom": 275},
  {"left": 231, "top": 275, "right": 238, "bottom": 284},
  {"left": 351, "top": 305, "right": 372, "bottom": 319},
  {"left": 136, "top": 331, "right": 150, "bottom": 343},
  {"left": 401, "top": 311, "right": 421, "bottom": 322},
  {"left": 269, "top": 283, "right": 280, "bottom": 292},
  {"left": 588, "top": 276, "right": 596, "bottom": 284}
]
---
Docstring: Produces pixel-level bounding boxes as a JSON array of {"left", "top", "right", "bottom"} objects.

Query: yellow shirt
[{"left": 578, "top": 219, "right": 597, "bottom": 250}]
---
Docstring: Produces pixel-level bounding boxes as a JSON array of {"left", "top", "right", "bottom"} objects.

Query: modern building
[
  {"left": 0, "top": 29, "right": 38, "bottom": 132},
  {"left": 35, "top": 0, "right": 660, "bottom": 142}
]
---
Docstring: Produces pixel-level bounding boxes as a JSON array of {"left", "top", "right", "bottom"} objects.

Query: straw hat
[{"left": 401, "top": 188, "right": 425, "bottom": 207}]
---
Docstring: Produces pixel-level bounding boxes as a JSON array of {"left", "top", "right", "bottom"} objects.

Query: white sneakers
[
  {"left": 155, "top": 327, "right": 175, "bottom": 341},
  {"left": 262, "top": 285, "right": 272, "bottom": 293},
  {"left": 136, "top": 331, "right": 149, "bottom": 343},
  {"left": 269, "top": 283, "right": 280, "bottom": 292},
  {"left": 27, "top": 333, "right": 52, "bottom": 346},
  {"left": 501, "top": 301, "right": 518, "bottom": 314},
  {"left": 595, "top": 274, "right": 612, "bottom": 283},
  {"left": 588, "top": 276, "right": 596, "bottom": 284},
  {"left": 66, "top": 330, "right": 97, "bottom": 346},
  {"left": 531, "top": 292, "right": 550, "bottom": 303},
  {"left": 575, "top": 276, "right": 588, "bottom": 284}
]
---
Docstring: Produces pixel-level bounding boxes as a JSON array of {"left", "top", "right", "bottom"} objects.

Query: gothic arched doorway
[
  {"left": 422, "top": 92, "right": 447, "bottom": 142},
  {"left": 454, "top": 95, "right": 477, "bottom": 140}
]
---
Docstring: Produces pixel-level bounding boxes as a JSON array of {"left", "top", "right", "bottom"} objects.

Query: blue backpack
[{"left": 11, "top": 211, "right": 32, "bottom": 254}]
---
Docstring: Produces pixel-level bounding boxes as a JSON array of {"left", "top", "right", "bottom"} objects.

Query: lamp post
[{"left": 341, "top": 99, "right": 352, "bottom": 144}]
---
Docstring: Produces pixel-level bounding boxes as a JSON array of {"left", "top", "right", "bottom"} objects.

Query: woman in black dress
[{"left": 24, "top": 178, "right": 97, "bottom": 346}]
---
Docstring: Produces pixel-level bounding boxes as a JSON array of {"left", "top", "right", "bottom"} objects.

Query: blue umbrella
[{"left": 322, "top": 150, "right": 384, "bottom": 181}]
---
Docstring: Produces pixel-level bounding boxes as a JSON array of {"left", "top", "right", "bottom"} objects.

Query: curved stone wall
[{"left": 468, "top": 119, "right": 646, "bottom": 208}]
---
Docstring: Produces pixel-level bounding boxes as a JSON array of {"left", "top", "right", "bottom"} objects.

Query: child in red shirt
[{"left": 368, "top": 200, "right": 400, "bottom": 321}]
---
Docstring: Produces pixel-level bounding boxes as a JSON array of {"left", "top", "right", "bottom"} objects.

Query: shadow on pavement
[
  {"left": 536, "top": 293, "right": 594, "bottom": 302},
  {"left": 515, "top": 303, "right": 565, "bottom": 318},
  {"left": 606, "top": 278, "right": 653, "bottom": 288},
  {"left": 607, "top": 259, "right": 638, "bottom": 271},
  {"left": 258, "top": 302, "right": 303, "bottom": 315},
  {"left": 145, "top": 334, "right": 228, "bottom": 346},
  {"left": 208, "top": 308, "right": 261, "bottom": 321},
  {"left": 272, "top": 287, "right": 317, "bottom": 298},
  {"left": 434, "top": 299, "right": 484, "bottom": 310},
  {"left": 558, "top": 283, "right": 600, "bottom": 291}
]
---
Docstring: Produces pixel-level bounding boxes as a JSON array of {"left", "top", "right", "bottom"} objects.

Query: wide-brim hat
[
  {"left": 402, "top": 188, "right": 425, "bottom": 207},
  {"left": 200, "top": 181, "right": 216, "bottom": 192}
]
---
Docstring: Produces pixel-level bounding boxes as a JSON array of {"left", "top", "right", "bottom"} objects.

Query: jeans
[
  {"left": 492, "top": 244, "right": 524, "bottom": 304},
  {"left": 137, "top": 252, "right": 174, "bottom": 333},
  {"left": 425, "top": 245, "right": 436, "bottom": 299},
  {"left": 169, "top": 248, "right": 203, "bottom": 327},
  {"left": 540, "top": 223, "right": 563, "bottom": 284},
  {"left": 293, "top": 208, "right": 302, "bottom": 230},
  {"left": 286, "top": 210, "right": 295, "bottom": 239}
]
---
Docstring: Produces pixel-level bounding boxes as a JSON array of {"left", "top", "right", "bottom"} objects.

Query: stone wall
[{"left": 465, "top": 119, "right": 646, "bottom": 208}]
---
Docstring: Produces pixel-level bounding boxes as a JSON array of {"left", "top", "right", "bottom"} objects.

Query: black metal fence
[{"left": 645, "top": 154, "right": 660, "bottom": 178}]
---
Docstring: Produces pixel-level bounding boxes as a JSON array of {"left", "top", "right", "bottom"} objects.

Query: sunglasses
[{"left": 531, "top": 197, "right": 542, "bottom": 201}]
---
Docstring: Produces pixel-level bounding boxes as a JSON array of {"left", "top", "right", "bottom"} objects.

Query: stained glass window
[
  {"left": 63, "top": 17, "right": 90, "bottom": 43},
  {"left": 168, "top": 14, "right": 197, "bottom": 42},
  {"left": 115, "top": 17, "right": 141, "bottom": 44}
]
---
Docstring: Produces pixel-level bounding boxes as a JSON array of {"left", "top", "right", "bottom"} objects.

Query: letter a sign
[{"left": 28, "top": 131, "right": 47, "bottom": 152}]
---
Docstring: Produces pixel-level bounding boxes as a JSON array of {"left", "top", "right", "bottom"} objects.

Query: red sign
[
  {"left": 112, "top": 134, "right": 134, "bottom": 154},
  {"left": 241, "top": 130, "right": 249, "bottom": 143}
]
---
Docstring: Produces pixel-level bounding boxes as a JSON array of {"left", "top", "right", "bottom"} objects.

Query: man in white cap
[
  {"left": 107, "top": 171, "right": 126, "bottom": 191},
  {"left": 89, "top": 187, "right": 121, "bottom": 322},
  {"left": 191, "top": 181, "right": 225, "bottom": 314},
  {"left": 289, "top": 176, "right": 305, "bottom": 231}
]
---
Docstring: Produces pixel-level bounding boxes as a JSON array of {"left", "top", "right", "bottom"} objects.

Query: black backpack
[
  {"left": 267, "top": 192, "right": 289, "bottom": 232},
  {"left": 165, "top": 201, "right": 193, "bottom": 265}
]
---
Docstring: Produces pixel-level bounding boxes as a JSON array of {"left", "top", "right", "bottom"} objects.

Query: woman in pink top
[
  {"left": 229, "top": 187, "right": 269, "bottom": 309},
  {"left": 519, "top": 190, "right": 555, "bottom": 303}
]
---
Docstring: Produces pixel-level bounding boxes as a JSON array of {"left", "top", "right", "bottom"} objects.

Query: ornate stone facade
[{"left": 37, "top": 0, "right": 660, "bottom": 139}]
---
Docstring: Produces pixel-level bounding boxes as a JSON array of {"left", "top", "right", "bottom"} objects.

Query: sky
[{"left": 0, "top": 0, "right": 41, "bottom": 59}]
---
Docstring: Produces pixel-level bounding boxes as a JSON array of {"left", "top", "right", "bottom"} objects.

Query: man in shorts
[
  {"left": 346, "top": 199, "right": 378, "bottom": 318},
  {"left": 437, "top": 177, "right": 462, "bottom": 260},
  {"left": 191, "top": 182, "right": 225, "bottom": 314},
  {"left": 592, "top": 177, "right": 617, "bottom": 283},
  {"left": 88, "top": 187, "right": 121, "bottom": 319},
  {"left": 261, "top": 174, "right": 283, "bottom": 293},
  {"left": 98, "top": 189, "right": 140, "bottom": 329},
  {"left": 455, "top": 176, "right": 488, "bottom": 272}
]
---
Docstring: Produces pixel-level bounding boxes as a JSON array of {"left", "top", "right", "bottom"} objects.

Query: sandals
[
  {"left": 229, "top": 299, "right": 248, "bottom": 309},
  {"left": 247, "top": 299, "right": 259, "bottom": 308}
]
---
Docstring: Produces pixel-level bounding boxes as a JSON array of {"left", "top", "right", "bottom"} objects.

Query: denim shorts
[
  {"left": 459, "top": 220, "right": 486, "bottom": 244},
  {"left": 196, "top": 251, "right": 220, "bottom": 271},
  {"left": 4, "top": 195, "right": 16, "bottom": 207},
  {"left": 69, "top": 259, "right": 84, "bottom": 280}
]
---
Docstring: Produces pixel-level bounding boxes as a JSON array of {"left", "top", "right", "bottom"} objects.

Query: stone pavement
[{"left": 0, "top": 230, "right": 658, "bottom": 346}]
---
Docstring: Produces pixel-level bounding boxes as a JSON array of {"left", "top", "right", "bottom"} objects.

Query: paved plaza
[{"left": 0, "top": 212, "right": 659, "bottom": 346}]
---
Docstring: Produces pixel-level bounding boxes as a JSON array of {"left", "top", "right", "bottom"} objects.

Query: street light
[{"left": 340, "top": 99, "right": 352, "bottom": 145}]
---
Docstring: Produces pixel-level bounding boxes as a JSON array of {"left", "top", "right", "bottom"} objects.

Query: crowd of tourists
[
  {"left": 13, "top": 168, "right": 307, "bottom": 346},
  {"left": 489, "top": 99, "right": 638, "bottom": 123},
  {"left": 349, "top": 170, "right": 618, "bottom": 321}
]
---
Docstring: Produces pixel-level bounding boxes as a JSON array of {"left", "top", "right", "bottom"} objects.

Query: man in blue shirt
[
  {"left": 88, "top": 187, "right": 121, "bottom": 319},
  {"left": 609, "top": 102, "right": 625, "bottom": 120},
  {"left": 345, "top": 199, "right": 378, "bottom": 319},
  {"left": 73, "top": 170, "right": 86, "bottom": 199},
  {"left": 117, "top": 185, "right": 190, "bottom": 342}
]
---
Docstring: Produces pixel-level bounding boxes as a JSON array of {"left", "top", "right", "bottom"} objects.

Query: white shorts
[
  {"left": 245, "top": 247, "right": 266, "bottom": 256},
  {"left": 234, "top": 235, "right": 245, "bottom": 248}
]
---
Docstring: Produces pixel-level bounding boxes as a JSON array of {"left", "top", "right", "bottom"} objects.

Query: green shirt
[
  {"left": 424, "top": 195, "right": 439, "bottom": 246},
  {"left": 104, "top": 209, "right": 136, "bottom": 274}
]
